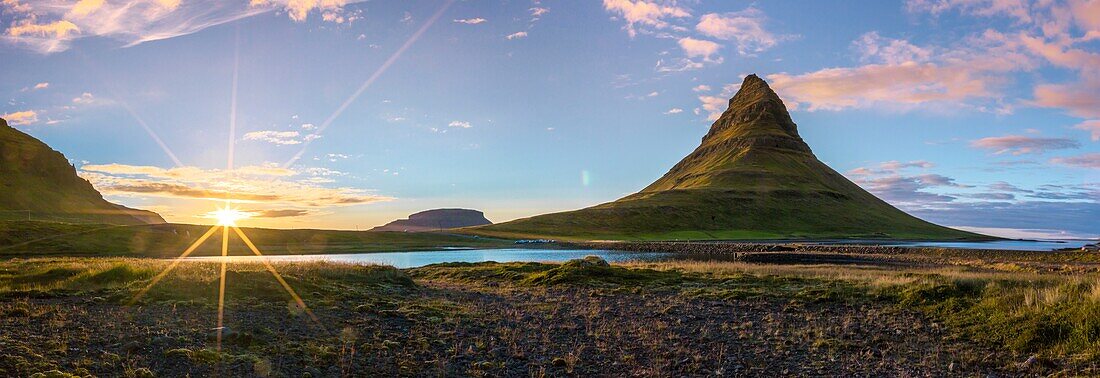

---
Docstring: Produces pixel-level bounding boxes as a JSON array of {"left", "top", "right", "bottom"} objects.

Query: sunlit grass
[{"left": 0, "top": 258, "right": 413, "bottom": 301}]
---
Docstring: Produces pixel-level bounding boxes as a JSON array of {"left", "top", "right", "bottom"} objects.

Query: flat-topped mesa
[{"left": 702, "top": 74, "right": 808, "bottom": 153}]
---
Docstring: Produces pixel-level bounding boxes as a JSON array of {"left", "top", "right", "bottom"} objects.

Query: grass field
[
  {"left": 0, "top": 220, "right": 513, "bottom": 257},
  {"left": 1, "top": 254, "right": 1098, "bottom": 376}
]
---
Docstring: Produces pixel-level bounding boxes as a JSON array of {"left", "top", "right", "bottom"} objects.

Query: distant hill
[
  {"left": 470, "top": 75, "right": 985, "bottom": 241},
  {"left": 372, "top": 209, "right": 492, "bottom": 232},
  {"left": 0, "top": 118, "right": 164, "bottom": 225}
]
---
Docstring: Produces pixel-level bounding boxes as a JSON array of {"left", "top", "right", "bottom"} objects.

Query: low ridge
[
  {"left": 0, "top": 118, "right": 164, "bottom": 225},
  {"left": 470, "top": 75, "right": 983, "bottom": 240},
  {"left": 372, "top": 208, "right": 492, "bottom": 232}
]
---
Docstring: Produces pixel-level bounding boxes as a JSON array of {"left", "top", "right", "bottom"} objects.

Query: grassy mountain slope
[
  {"left": 470, "top": 75, "right": 985, "bottom": 241},
  {"left": 0, "top": 118, "right": 164, "bottom": 225}
]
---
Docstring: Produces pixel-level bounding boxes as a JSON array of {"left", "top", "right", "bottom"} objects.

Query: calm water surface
[
  {"left": 839, "top": 240, "right": 1091, "bottom": 251},
  {"left": 187, "top": 249, "right": 672, "bottom": 269},
  {"left": 185, "top": 240, "right": 1091, "bottom": 268}
]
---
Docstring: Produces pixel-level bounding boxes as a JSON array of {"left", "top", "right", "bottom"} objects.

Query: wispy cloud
[
  {"left": 695, "top": 8, "right": 786, "bottom": 55},
  {"left": 506, "top": 31, "right": 527, "bottom": 40},
  {"left": 1, "top": 110, "right": 39, "bottom": 125},
  {"left": 254, "top": 209, "right": 312, "bottom": 218},
  {"left": 677, "top": 37, "right": 721, "bottom": 62},
  {"left": 602, "top": 0, "right": 690, "bottom": 38},
  {"left": 1076, "top": 120, "right": 1100, "bottom": 141},
  {"left": 664, "top": 108, "right": 683, "bottom": 115},
  {"left": 0, "top": 0, "right": 362, "bottom": 54},
  {"left": 970, "top": 135, "right": 1080, "bottom": 155},
  {"left": 454, "top": 18, "right": 486, "bottom": 25},
  {"left": 696, "top": 95, "right": 727, "bottom": 120},
  {"left": 80, "top": 163, "right": 391, "bottom": 208},
  {"left": 243, "top": 130, "right": 321, "bottom": 145},
  {"left": 768, "top": 30, "right": 1033, "bottom": 112},
  {"left": 1051, "top": 153, "right": 1100, "bottom": 169},
  {"left": 448, "top": 120, "right": 472, "bottom": 129}
]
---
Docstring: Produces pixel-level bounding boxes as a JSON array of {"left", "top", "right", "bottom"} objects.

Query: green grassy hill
[
  {"left": 470, "top": 75, "right": 985, "bottom": 241},
  {"left": 0, "top": 118, "right": 164, "bottom": 225}
]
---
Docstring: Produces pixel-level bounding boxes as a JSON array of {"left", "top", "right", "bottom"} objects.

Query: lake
[
  {"left": 187, "top": 248, "right": 672, "bottom": 269},
  {"left": 830, "top": 239, "right": 1092, "bottom": 251},
  {"left": 185, "top": 240, "right": 1092, "bottom": 268}
]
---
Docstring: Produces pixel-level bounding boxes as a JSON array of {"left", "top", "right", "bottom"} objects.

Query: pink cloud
[
  {"left": 601, "top": 0, "right": 690, "bottom": 38},
  {"left": 971, "top": 135, "right": 1080, "bottom": 155},
  {"left": 767, "top": 31, "right": 1031, "bottom": 112},
  {"left": 695, "top": 8, "right": 783, "bottom": 55},
  {"left": 1076, "top": 120, "right": 1100, "bottom": 141},
  {"left": 1051, "top": 153, "right": 1100, "bottom": 169}
]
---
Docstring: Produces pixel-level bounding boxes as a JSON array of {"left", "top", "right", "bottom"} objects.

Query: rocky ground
[{"left": 2, "top": 259, "right": 1081, "bottom": 377}]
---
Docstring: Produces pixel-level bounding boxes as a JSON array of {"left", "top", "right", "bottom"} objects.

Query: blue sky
[{"left": 2, "top": 0, "right": 1098, "bottom": 238}]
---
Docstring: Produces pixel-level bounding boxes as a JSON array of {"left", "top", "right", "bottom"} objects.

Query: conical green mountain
[
  {"left": 0, "top": 118, "right": 164, "bottom": 225},
  {"left": 472, "top": 75, "right": 982, "bottom": 240}
]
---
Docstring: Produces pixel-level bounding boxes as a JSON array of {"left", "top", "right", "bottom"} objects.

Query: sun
[{"left": 209, "top": 206, "right": 251, "bottom": 226}]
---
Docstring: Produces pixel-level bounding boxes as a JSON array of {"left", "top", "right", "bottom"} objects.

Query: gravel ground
[{"left": 0, "top": 276, "right": 1048, "bottom": 377}]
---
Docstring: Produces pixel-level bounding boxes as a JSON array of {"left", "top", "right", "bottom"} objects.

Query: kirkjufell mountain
[
  {"left": 470, "top": 75, "right": 981, "bottom": 240},
  {"left": 0, "top": 118, "right": 164, "bottom": 225}
]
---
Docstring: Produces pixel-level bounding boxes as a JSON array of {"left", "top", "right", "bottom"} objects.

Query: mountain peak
[
  {"left": 473, "top": 75, "right": 979, "bottom": 241},
  {"left": 702, "top": 74, "right": 804, "bottom": 148},
  {"left": 1, "top": 118, "right": 9, "bottom": 128}
]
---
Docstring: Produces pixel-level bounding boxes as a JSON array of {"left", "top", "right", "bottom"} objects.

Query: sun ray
[
  {"left": 282, "top": 0, "right": 455, "bottom": 169},
  {"left": 216, "top": 225, "right": 230, "bottom": 351},
  {"left": 227, "top": 29, "right": 240, "bottom": 171},
  {"left": 128, "top": 224, "right": 221, "bottom": 305},
  {"left": 232, "top": 226, "right": 322, "bottom": 327}
]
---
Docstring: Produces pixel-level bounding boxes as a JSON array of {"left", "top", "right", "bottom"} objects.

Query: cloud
[
  {"left": 0, "top": 0, "right": 360, "bottom": 54},
  {"left": 6, "top": 19, "right": 80, "bottom": 38},
  {"left": 254, "top": 209, "right": 312, "bottom": 218},
  {"left": 1, "top": 110, "right": 39, "bottom": 125},
  {"left": 905, "top": 0, "right": 1033, "bottom": 24},
  {"left": 692, "top": 85, "right": 711, "bottom": 92},
  {"left": 664, "top": 108, "right": 683, "bottom": 115},
  {"left": 80, "top": 163, "right": 391, "bottom": 208},
  {"left": 695, "top": 8, "right": 784, "bottom": 55},
  {"left": 769, "top": 63, "right": 1001, "bottom": 112},
  {"left": 970, "top": 135, "right": 1080, "bottom": 155},
  {"left": 696, "top": 95, "right": 728, "bottom": 120},
  {"left": 677, "top": 37, "right": 720, "bottom": 61},
  {"left": 506, "top": 31, "right": 527, "bottom": 40},
  {"left": 910, "top": 201, "right": 1100, "bottom": 238},
  {"left": 1076, "top": 120, "right": 1100, "bottom": 141},
  {"left": 448, "top": 120, "right": 472, "bottom": 128},
  {"left": 853, "top": 174, "right": 961, "bottom": 205},
  {"left": 848, "top": 160, "right": 935, "bottom": 176},
  {"left": 454, "top": 18, "right": 486, "bottom": 25},
  {"left": 32, "top": 82, "right": 49, "bottom": 90},
  {"left": 1051, "top": 153, "right": 1100, "bottom": 169},
  {"left": 530, "top": 7, "right": 549, "bottom": 17},
  {"left": 1020, "top": 35, "right": 1100, "bottom": 118},
  {"left": 910, "top": 3, "right": 1100, "bottom": 121},
  {"left": 853, "top": 32, "right": 932, "bottom": 64},
  {"left": 71, "top": 92, "right": 95, "bottom": 104},
  {"left": 767, "top": 30, "right": 1034, "bottom": 112},
  {"left": 243, "top": 130, "right": 303, "bottom": 145},
  {"left": 602, "top": 0, "right": 690, "bottom": 38},
  {"left": 252, "top": 0, "right": 361, "bottom": 23}
]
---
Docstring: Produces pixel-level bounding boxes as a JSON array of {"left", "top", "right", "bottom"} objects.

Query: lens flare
[
  {"left": 208, "top": 206, "right": 251, "bottom": 226},
  {"left": 133, "top": 205, "right": 324, "bottom": 351}
]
